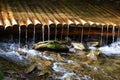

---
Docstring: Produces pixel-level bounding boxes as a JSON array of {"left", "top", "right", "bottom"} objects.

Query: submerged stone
[{"left": 33, "top": 41, "right": 69, "bottom": 52}]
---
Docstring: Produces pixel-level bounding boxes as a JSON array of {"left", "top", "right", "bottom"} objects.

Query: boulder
[{"left": 33, "top": 41, "right": 69, "bottom": 52}]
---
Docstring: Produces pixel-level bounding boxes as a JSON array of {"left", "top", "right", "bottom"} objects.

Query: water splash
[
  {"left": 117, "top": 27, "right": 120, "bottom": 41},
  {"left": 48, "top": 25, "right": 50, "bottom": 40},
  {"left": 42, "top": 26, "right": 44, "bottom": 41},
  {"left": 55, "top": 25, "right": 57, "bottom": 41}
]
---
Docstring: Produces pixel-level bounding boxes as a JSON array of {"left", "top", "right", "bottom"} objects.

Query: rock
[
  {"left": 87, "top": 40, "right": 102, "bottom": 47},
  {"left": 33, "top": 41, "right": 69, "bottom": 52},
  {"left": 72, "top": 42, "right": 86, "bottom": 50},
  {"left": 15, "top": 50, "right": 27, "bottom": 55},
  {"left": 86, "top": 49, "right": 101, "bottom": 60},
  {"left": 25, "top": 64, "right": 36, "bottom": 74}
]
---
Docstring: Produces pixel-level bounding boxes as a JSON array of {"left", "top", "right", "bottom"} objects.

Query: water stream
[
  {"left": 25, "top": 28, "right": 28, "bottom": 45},
  {"left": 106, "top": 25, "right": 109, "bottom": 45},
  {"left": 55, "top": 25, "right": 57, "bottom": 41},
  {"left": 42, "top": 26, "right": 44, "bottom": 41},
  {"left": 81, "top": 25, "right": 84, "bottom": 43},
  {"left": 18, "top": 26, "right": 21, "bottom": 48},
  {"left": 0, "top": 25, "right": 120, "bottom": 80},
  {"left": 61, "top": 25, "right": 63, "bottom": 40},
  {"left": 48, "top": 25, "right": 50, "bottom": 40},
  {"left": 100, "top": 25, "right": 103, "bottom": 44},
  {"left": 112, "top": 26, "right": 115, "bottom": 43},
  {"left": 66, "top": 24, "right": 69, "bottom": 42},
  {"left": 33, "top": 26, "right": 35, "bottom": 45}
]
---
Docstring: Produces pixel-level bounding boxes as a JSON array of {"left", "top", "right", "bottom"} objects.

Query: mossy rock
[{"left": 33, "top": 41, "right": 69, "bottom": 52}]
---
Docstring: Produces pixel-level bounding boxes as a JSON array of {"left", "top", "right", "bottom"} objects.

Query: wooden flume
[{"left": 0, "top": 0, "right": 120, "bottom": 37}]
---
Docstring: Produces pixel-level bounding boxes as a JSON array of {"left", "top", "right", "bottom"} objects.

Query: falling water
[
  {"left": 87, "top": 26, "right": 91, "bottom": 40},
  {"left": 81, "top": 25, "right": 84, "bottom": 43},
  {"left": 18, "top": 26, "right": 21, "bottom": 48},
  {"left": 106, "top": 25, "right": 109, "bottom": 45},
  {"left": 61, "top": 26, "right": 63, "bottom": 40},
  {"left": 100, "top": 25, "right": 104, "bottom": 44},
  {"left": 112, "top": 26, "right": 115, "bottom": 43},
  {"left": 33, "top": 26, "right": 35, "bottom": 44},
  {"left": 67, "top": 24, "right": 69, "bottom": 42},
  {"left": 42, "top": 26, "right": 44, "bottom": 41},
  {"left": 117, "top": 28, "right": 119, "bottom": 37},
  {"left": 25, "top": 28, "right": 28, "bottom": 45},
  {"left": 117, "top": 27, "right": 119, "bottom": 41},
  {"left": 48, "top": 26, "right": 50, "bottom": 41},
  {"left": 55, "top": 25, "right": 57, "bottom": 41},
  {"left": 10, "top": 34, "right": 13, "bottom": 42}
]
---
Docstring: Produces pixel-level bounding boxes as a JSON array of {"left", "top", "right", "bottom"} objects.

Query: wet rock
[
  {"left": 15, "top": 50, "right": 27, "bottom": 55},
  {"left": 87, "top": 40, "right": 102, "bottom": 47},
  {"left": 72, "top": 42, "right": 86, "bottom": 50},
  {"left": 33, "top": 41, "right": 69, "bottom": 52},
  {"left": 25, "top": 64, "right": 36, "bottom": 74},
  {"left": 86, "top": 50, "right": 101, "bottom": 61}
]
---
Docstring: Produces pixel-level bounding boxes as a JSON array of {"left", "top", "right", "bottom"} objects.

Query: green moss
[
  {"left": 46, "top": 41, "right": 65, "bottom": 49},
  {"left": 0, "top": 70, "right": 4, "bottom": 80}
]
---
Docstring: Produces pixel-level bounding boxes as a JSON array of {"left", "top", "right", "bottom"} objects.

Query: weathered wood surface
[{"left": 0, "top": 0, "right": 120, "bottom": 36}]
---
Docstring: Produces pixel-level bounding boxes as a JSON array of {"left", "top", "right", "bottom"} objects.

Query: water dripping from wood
[
  {"left": 87, "top": 25, "right": 91, "bottom": 40},
  {"left": 42, "top": 26, "right": 44, "bottom": 41},
  {"left": 81, "top": 25, "right": 84, "bottom": 43},
  {"left": 100, "top": 25, "right": 103, "bottom": 44},
  {"left": 112, "top": 26, "right": 115, "bottom": 43},
  {"left": 55, "top": 25, "right": 57, "bottom": 41},
  {"left": 66, "top": 24, "right": 69, "bottom": 42},
  {"left": 61, "top": 25, "right": 63, "bottom": 40},
  {"left": 33, "top": 26, "right": 35, "bottom": 45},
  {"left": 25, "top": 27, "right": 28, "bottom": 46},
  {"left": 106, "top": 25, "right": 109, "bottom": 45},
  {"left": 18, "top": 26, "right": 21, "bottom": 48},
  {"left": 48, "top": 26, "right": 50, "bottom": 41}
]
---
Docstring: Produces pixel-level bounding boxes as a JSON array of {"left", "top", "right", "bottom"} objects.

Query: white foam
[
  {"left": 99, "top": 41, "right": 120, "bottom": 55},
  {"left": 52, "top": 62, "right": 66, "bottom": 72}
]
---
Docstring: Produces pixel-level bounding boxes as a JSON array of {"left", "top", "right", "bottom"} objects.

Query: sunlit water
[{"left": 0, "top": 41, "right": 120, "bottom": 80}]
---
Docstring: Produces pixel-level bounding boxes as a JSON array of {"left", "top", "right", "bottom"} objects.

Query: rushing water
[
  {"left": 0, "top": 39, "right": 120, "bottom": 80},
  {"left": 100, "top": 25, "right": 103, "bottom": 44},
  {"left": 0, "top": 25, "right": 120, "bottom": 79}
]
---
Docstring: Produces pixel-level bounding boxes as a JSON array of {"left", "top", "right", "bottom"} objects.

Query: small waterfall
[
  {"left": 33, "top": 26, "right": 35, "bottom": 44},
  {"left": 81, "top": 25, "right": 84, "bottom": 43},
  {"left": 48, "top": 26, "right": 50, "bottom": 41},
  {"left": 55, "top": 25, "right": 57, "bottom": 41},
  {"left": 117, "top": 27, "right": 120, "bottom": 41},
  {"left": 66, "top": 24, "right": 69, "bottom": 42},
  {"left": 106, "top": 25, "right": 109, "bottom": 45},
  {"left": 25, "top": 28, "right": 28, "bottom": 45},
  {"left": 87, "top": 26, "right": 91, "bottom": 40},
  {"left": 42, "top": 26, "right": 44, "bottom": 41},
  {"left": 100, "top": 25, "right": 104, "bottom": 44},
  {"left": 112, "top": 26, "right": 115, "bottom": 43},
  {"left": 117, "top": 27, "right": 119, "bottom": 37},
  {"left": 18, "top": 26, "right": 21, "bottom": 48},
  {"left": 10, "top": 34, "right": 13, "bottom": 42},
  {"left": 61, "top": 25, "right": 63, "bottom": 40}
]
